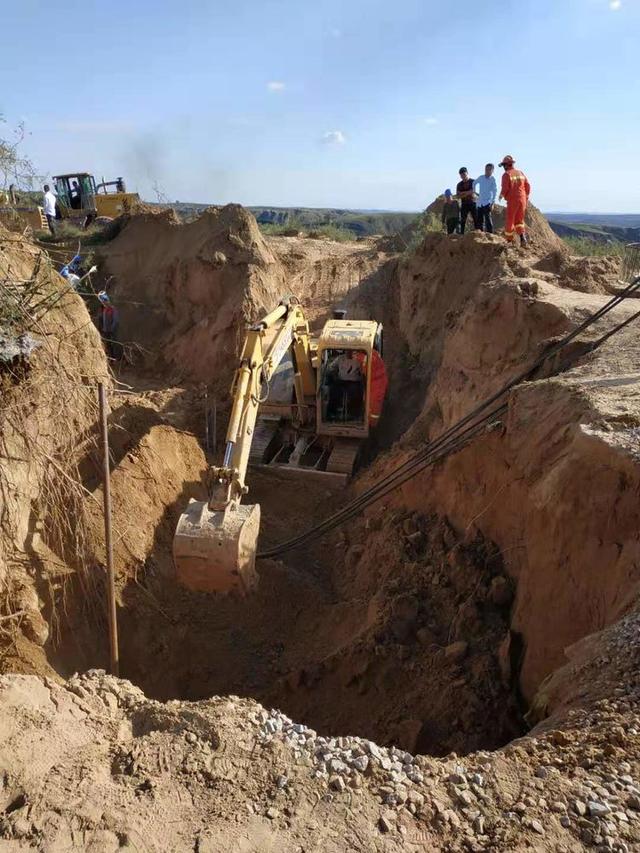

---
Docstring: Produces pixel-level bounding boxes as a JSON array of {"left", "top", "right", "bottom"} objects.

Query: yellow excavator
[{"left": 173, "top": 297, "right": 386, "bottom": 594}]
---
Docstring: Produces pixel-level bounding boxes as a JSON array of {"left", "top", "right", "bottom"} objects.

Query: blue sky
[{"left": 1, "top": 0, "right": 638, "bottom": 212}]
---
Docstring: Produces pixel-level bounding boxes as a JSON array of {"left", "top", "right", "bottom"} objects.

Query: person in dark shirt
[
  {"left": 441, "top": 189, "right": 460, "bottom": 235},
  {"left": 456, "top": 167, "right": 478, "bottom": 234}
]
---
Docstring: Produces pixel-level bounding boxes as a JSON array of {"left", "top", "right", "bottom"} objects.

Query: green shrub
[{"left": 562, "top": 236, "right": 625, "bottom": 257}]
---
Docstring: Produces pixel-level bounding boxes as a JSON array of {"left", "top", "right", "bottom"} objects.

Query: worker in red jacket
[
  {"left": 499, "top": 155, "right": 531, "bottom": 246},
  {"left": 356, "top": 348, "right": 388, "bottom": 427}
]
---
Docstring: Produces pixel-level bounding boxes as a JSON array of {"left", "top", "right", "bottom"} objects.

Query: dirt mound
[
  {"left": 425, "top": 198, "right": 567, "bottom": 257},
  {"left": 100, "top": 205, "right": 286, "bottom": 387},
  {"left": 0, "top": 229, "right": 207, "bottom": 680},
  {"left": 1, "top": 664, "right": 639, "bottom": 852}
]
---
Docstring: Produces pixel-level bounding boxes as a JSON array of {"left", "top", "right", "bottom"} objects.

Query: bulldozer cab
[
  {"left": 317, "top": 319, "right": 382, "bottom": 439},
  {"left": 53, "top": 173, "right": 97, "bottom": 218}
]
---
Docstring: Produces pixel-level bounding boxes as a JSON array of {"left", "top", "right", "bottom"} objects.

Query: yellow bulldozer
[
  {"left": 51, "top": 172, "right": 139, "bottom": 223},
  {"left": 173, "top": 298, "right": 387, "bottom": 594},
  {"left": 0, "top": 172, "right": 139, "bottom": 232}
]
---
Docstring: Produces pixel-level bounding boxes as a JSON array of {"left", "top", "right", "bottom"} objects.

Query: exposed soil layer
[{"left": 1, "top": 208, "right": 640, "bottom": 851}]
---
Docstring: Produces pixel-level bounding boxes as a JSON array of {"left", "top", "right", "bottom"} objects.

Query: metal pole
[
  {"left": 98, "top": 382, "right": 119, "bottom": 676},
  {"left": 212, "top": 399, "right": 217, "bottom": 455},
  {"left": 204, "top": 388, "right": 210, "bottom": 453}
]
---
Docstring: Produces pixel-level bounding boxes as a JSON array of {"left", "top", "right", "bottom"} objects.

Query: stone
[
  {"left": 448, "top": 771, "right": 466, "bottom": 785},
  {"left": 535, "top": 767, "right": 548, "bottom": 779},
  {"left": 329, "top": 775, "right": 346, "bottom": 793},
  {"left": 276, "top": 775, "right": 288, "bottom": 789},
  {"left": 352, "top": 755, "right": 369, "bottom": 773},
  {"left": 474, "top": 816, "right": 485, "bottom": 834},
  {"left": 530, "top": 819, "right": 544, "bottom": 835},
  {"left": 266, "top": 807, "right": 278, "bottom": 820},
  {"left": 551, "top": 801, "right": 566, "bottom": 813},
  {"left": 588, "top": 801, "right": 611, "bottom": 818},
  {"left": 574, "top": 800, "right": 587, "bottom": 816},
  {"left": 514, "top": 802, "right": 527, "bottom": 814},
  {"left": 185, "top": 732, "right": 197, "bottom": 744},
  {"left": 444, "top": 641, "right": 468, "bottom": 662},
  {"left": 378, "top": 814, "right": 394, "bottom": 833},
  {"left": 560, "top": 816, "right": 571, "bottom": 828},
  {"left": 458, "top": 790, "right": 474, "bottom": 806},
  {"left": 627, "top": 794, "right": 640, "bottom": 811},
  {"left": 489, "top": 576, "right": 513, "bottom": 607}
]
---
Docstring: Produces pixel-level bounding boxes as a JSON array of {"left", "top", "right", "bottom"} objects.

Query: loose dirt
[{"left": 1, "top": 207, "right": 640, "bottom": 852}]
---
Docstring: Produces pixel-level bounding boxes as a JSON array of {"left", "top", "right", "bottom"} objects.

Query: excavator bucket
[{"left": 173, "top": 500, "right": 261, "bottom": 594}]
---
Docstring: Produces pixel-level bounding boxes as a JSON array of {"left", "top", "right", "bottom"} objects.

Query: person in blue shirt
[{"left": 474, "top": 164, "right": 498, "bottom": 233}]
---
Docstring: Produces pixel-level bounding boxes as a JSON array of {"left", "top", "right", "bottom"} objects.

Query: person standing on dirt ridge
[
  {"left": 474, "top": 164, "right": 497, "bottom": 233},
  {"left": 441, "top": 189, "right": 460, "bottom": 235},
  {"left": 499, "top": 155, "right": 531, "bottom": 246},
  {"left": 42, "top": 184, "right": 57, "bottom": 235},
  {"left": 456, "top": 168, "right": 477, "bottom": 234}
]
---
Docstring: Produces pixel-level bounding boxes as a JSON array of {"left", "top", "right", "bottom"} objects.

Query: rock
[
  {"left": 514, "top": 802, "right": 527, "bottom": 814},
  {"left": 448, "top": 771, "right": 466, "bottom": 785},
  {"left": 574, "top": 800, "right": 587, "bottom": 816},
  {"left": 551, "top": 801, "right": 566, "bottom": 813},
  {"left": 489, "top": 576, "right": 513, "bottom": 607},
  {"left": 276, "top": 775, "right": 288, "bottom": 789},
  {"left": 185, "top": 732, "right": 197, "bottom": 744},
  {"left": 329, "top": 775, "right": 346, "bottom": 793},
  {"left": 535, "top": 767, "right": 548, "bottom": 779},
  {"left": 378, "top": 814, "right": 394, "bottom": 833},
  {"left": 444, "top": 641, "right": 468, "bottom": 662},
  {"left": 474, "top": 815, "right": 485, "bottom": 834},
  {"left": 627, "top": 794, "right": 640, "bottom": 810},
  {"left": 352, "top": 755, "right": 369, "bottom": 773},
  {"left": 529, "top": 819, "right": 544, "bottom": 835},
  {"left": 588, "top": 801, "right": 611, "bottom": 818},
  {"left": 266, "top": 807, "right": 278, "bottom": 820},
  {"left": 560, "top": 816, "right": 571, "bottom": 828},
  {"left": 457, "top": 790, "right": 474, "bottom": 806}
]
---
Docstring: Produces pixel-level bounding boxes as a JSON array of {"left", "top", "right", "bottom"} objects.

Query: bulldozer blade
[{"left": 173, "top": 500, "right": 261, "bottom": 594}]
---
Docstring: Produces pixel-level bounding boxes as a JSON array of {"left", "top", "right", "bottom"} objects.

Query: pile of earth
[{"left": 99, "top": 204, "right": 287, "bottom": 387}]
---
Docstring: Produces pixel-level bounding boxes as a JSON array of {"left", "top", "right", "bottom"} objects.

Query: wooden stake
[{"left": 98, "top": 382, "right": 119, "bottom": 676}]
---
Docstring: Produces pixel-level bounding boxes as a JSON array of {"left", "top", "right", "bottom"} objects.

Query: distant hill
[
  {"left": 167, "top": 202, "right": 417, "bottom": 238},
  {"left": 545, "top": 213, "right": 640, "bottom": 244}
]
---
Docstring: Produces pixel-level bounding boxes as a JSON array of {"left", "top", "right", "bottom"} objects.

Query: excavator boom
[{"left": 173, "top": 298, "right": 313, "bottom": 593}]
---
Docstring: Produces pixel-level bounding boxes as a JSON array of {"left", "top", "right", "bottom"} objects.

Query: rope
[{"left": 258, "top": 275, "right": 640, "bottom": 559}]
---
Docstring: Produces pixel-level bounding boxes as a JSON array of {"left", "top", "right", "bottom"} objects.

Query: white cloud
[
  {"left": 322, "top": 130, "right": 346, "bottom": 146},
  {"left": 423, "top": 117, "right": 439, "bottom": 126},
  {"left": 609, "top": 0, "right": 621, "bottom": 9},
  {"left": 267, "top": 81, "right": 285, "bottom": 92}
]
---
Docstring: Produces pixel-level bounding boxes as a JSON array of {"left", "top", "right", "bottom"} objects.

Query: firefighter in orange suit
[
  {"left": 355, "top": 348, "right": 388, "bottom": 427},
  {"left": 499, "top": 155, "right": 531, "bottom": 246}
]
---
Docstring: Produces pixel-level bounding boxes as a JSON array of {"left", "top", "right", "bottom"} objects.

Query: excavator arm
[{"left": 173, "top": 298, "right": 314, "bottom": 594}]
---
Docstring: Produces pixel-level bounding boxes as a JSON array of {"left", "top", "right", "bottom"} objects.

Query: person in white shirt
[
  {"left": 473, "top": 164, "right": 498, "bottom": 233},
  {"left": 42, "top": 184, "right": 57, "bottom": 235}
]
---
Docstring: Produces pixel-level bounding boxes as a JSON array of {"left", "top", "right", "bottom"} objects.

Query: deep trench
[
  {"left": 51, "top": 248, "right": 528, "bottom": 757},
  {"left": 54, "top": 382, "right": 528, "bottom": 758}
]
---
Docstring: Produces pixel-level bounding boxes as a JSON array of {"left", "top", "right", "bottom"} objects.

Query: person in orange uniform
[
  {"left": 499, "top": 155, "right": 531, "bottom": 246},
  {"left": 356, "top": 349, "right": 388, "bottom": 427}
]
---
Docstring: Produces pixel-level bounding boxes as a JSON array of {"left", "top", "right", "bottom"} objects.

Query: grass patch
[
  {"left": 35, "top": 219, "right": 121, "bottom": 247},
  {"left": 259, "top": 219, "right": 357, "bottom": 242}
]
